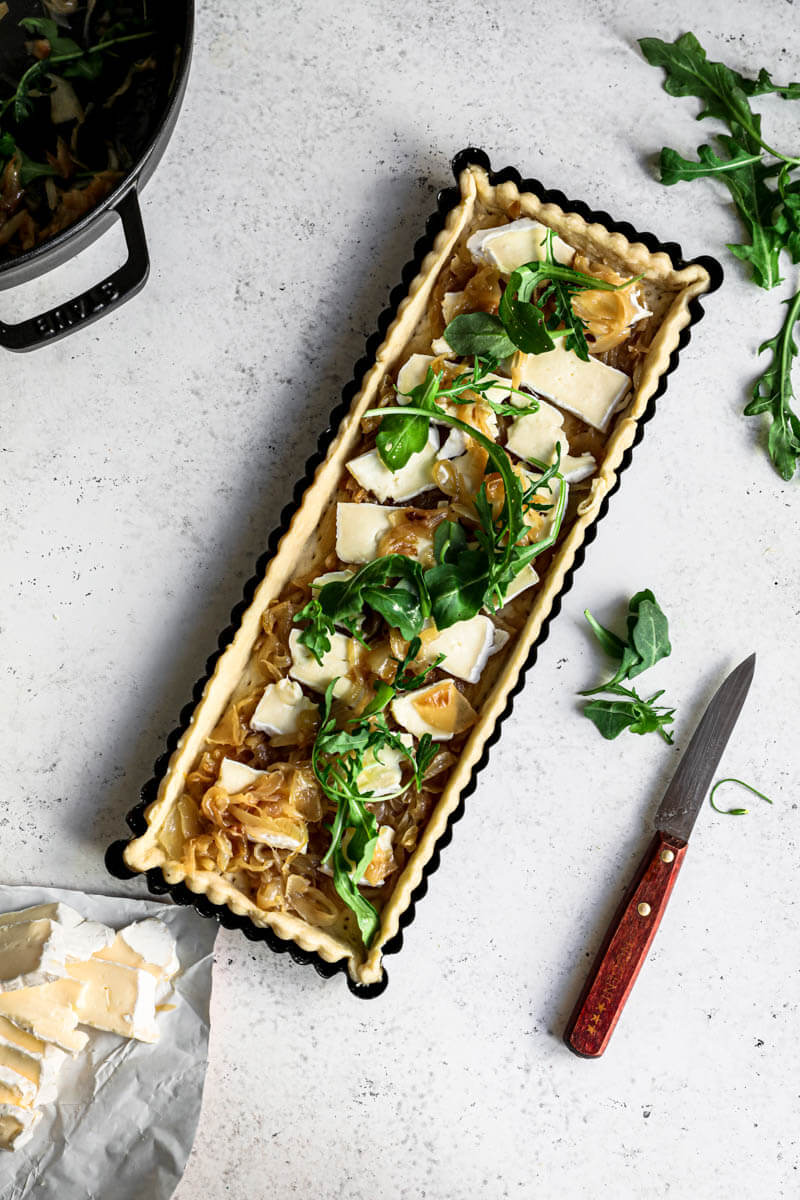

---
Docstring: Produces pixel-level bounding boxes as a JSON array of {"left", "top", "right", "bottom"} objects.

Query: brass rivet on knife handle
[{"left": 637, "top": 903, "right": 651, "bottom": 917}]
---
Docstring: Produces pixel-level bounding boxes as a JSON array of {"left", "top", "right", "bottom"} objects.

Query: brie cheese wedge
[
  {"left": 67, "top": 960, "right": 159, "bottom": 1043},
  {"left": 467, "top": 217, "right": 575, "bottom": 273},
  {"left": 356, "top": 734, "right": 414, "bottom": 797},
  {"left": 391, "top": 680, "right": 477, "bottom": 742},
  {"left": 288, "top": 628, "right": 360, "bottom": 700},
  {"left": 0, "top": 979, "right": 89, "bottom": 1056},
  {"left": 513, "top": 342, "right": 630, "bottom": 432},
  {"left": 346, "top": 427, "right": 439, "bottom": 502},
  {"left": 418, "top": 615, "right": 495, "bottom": 684},
  {"left": 250, "top": 678, "right": 318, "bottom": 736}
]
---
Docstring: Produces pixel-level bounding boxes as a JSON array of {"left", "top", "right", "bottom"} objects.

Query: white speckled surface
[{"left": 2, "top": 1, "right": 799, "bottom": 1196}]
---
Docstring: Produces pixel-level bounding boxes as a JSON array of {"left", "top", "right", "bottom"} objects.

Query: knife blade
[{"left": 564, "top": 653, "right": 756, "bottom": 1058}]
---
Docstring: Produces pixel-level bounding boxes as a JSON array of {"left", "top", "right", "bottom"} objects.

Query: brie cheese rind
[{"left": 122, "top": 163, "right": 713, "bottom": 986}]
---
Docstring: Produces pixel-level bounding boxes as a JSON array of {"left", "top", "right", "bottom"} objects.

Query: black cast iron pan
[{"left": 0, "top": 0, "right": 194, "bottom": 351}]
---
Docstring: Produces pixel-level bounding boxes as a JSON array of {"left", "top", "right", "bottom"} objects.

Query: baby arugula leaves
[
  {"left": 312, "top": 678, "right": 437, "bottom": 945},
  {"left": 445, "top": 231, "right": 641, "bottom": 363},
  {"left": 580, "top": 590, "right": 676, "bottom": 743},
  {"left": 296, "top": 555, "right": 429, "bottom": 662},
  {"left": 640, "top": 32, "right": 800, "bottom": 479}
]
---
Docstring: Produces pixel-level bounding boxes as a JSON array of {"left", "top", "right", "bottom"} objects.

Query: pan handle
[{"left": 0, "top": 187, "right": 150, "bottom": 353}]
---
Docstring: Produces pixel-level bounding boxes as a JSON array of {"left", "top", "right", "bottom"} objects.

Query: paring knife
[{"left": 564, "top": 652, "right": 756, "bottom": 1058}]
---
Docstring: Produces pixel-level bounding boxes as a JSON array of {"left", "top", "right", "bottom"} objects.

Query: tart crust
[{"left": 122, "top": 164, "right": 713, "bottom": 985}]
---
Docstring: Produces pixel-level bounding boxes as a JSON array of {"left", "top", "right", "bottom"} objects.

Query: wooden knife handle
[{"left": 564, "top": 830, "right": 688, "bottom": 1058}]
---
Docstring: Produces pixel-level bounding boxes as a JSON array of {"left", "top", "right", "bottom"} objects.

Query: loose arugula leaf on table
[
  {"left": 744, "top": 291, "right": 800, "bottom": 480},
  {"left": 584, "top": 687, "right": 676, "bottom": 744},
  {"left": 580, "top": 590, "right": 675, "bottom": 742},
  {"left": 640, "top": 31, "right": 800, "bottom": 476}
]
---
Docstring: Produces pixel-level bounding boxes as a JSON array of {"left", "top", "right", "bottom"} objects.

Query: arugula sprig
[
  {"left": 312, "top": 679, "right": 437, "bottom": 945},
  {"left": 580, "top": 590, "right": 676, "bottom": 743},
  {"left": 296, "top": 554, "right": 430, "bottom": 662},
  {"left": 640, "top": 32, "right": 800, "bottom": 478},
  {"left": 445, "top": 232, "right": 642, "bottom": 363}
]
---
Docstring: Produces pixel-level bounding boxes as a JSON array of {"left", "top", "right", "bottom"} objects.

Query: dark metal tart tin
[{"left": 106, "top": 147, "right": 723, "bottom": 998}]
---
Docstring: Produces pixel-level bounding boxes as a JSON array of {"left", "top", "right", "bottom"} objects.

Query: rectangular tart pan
[{"left": 107, "top": 147, "right": 723, "bottom": 997}]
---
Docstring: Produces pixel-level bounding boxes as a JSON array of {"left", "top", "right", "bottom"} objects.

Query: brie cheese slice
[
  {"left": 391, "top": 680, "right": 477, "bottom": 742},
  {"left": 288, "top": 628, "right": 360, "bottom": 700},
  {"left": 94, "top": 920, "right": 179, "bottom": 1000},
  {"left": 346, "top": 427, "right": 439, "bottom": 502},
  {"left": 0, "top": 1060, "right": 38, "bottom": 1107},
  {"left": 0, "top": 1102, "right": 41, "bottom": 1151},
  {"left": 0, "top": 1034, "right": 66, "bottom": 1103},
  {"left": 467, "top": 218, "right": 574, "bottom": 273},
  {"left": 336, "top": 502, "right": 397, "bottom": 564},
  {"left": 0, "top": 903, "right": 83, "bottom": 931},
  {"left": 514, "top": 342, "right": 630, "bottom": 432},
  {"left": 0, "top": 920, "right": 69, "bottom": 992},
  {"left": 505, "top": 400, "right": 596, "bottom": 483},
  {"left": 250, "top": 678, "right": 318, "bottom": 736},
  {"left": 0, "top": 979, "right": 89, "bottom": 1056},
  {"left": 356, "top": 734, "right": 414, "bottom": 797},
  {"left": 218, "top": 757, "right": 267, "bottom": 793},
  {"left": 418, "top": 615, "right": 495, "bottom": 684},
  {"left": 67, "top": 960, "right": 159, "bottom": 1043}
]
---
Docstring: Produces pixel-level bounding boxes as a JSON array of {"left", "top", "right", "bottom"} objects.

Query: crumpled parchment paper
[{"left": 0, "top": 884, "right": 217, "bottom": 1200}]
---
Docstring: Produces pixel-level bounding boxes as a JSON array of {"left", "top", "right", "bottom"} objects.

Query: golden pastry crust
[{"left": 123, "top": 164, "right": 712, "bottom": 985}]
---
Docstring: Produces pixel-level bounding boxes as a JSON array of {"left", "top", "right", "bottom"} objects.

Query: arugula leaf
[
  {"left": 744, "top": 290, "right": 800, "bottom": 480},
  {"left": 641, "top": 31, "right": 800, "bottom": 476},
  {"left": 382, "top": 360, "right": 537, "bottom": 472},
  {"left": 580, "top": 590, "right": 675, "bottom": 741},
  {"left": 659, "top": 142, "right": 763, "bottom": 185},
  {"left": 734, "top": 68, "right": 800, "bottom": 103},
  {"left": 584, "top": 687, "right": 676, "bottom": 744},
  {"left": 392, "top": 636, "right": 443, "bottom": 691},
  {"left": 716, "top": 135, "right": 785, "bottom": 290},
  {"left": 498, "top": 267, "right": 557, "bottom": 355},
  {"left": 375, "top": 409, "right": 430, "bottom": 470},
  {"left": 444, "top": 312, "right": 516, "bottom": 360},
  {"left": 444, "top": 256, "right": 638, "bottom": 365},
  {"left": 626, "top": 589, "right": 672, "bottom": 678},
  {"left": 638, "top": 33, "right": 766, "bottom": 153},
  {"left": 582, "top": 609, "right": 626, "bottom": 660},
  {"left": 425, "top": 548, "right": 491, "bottom": 628}
]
